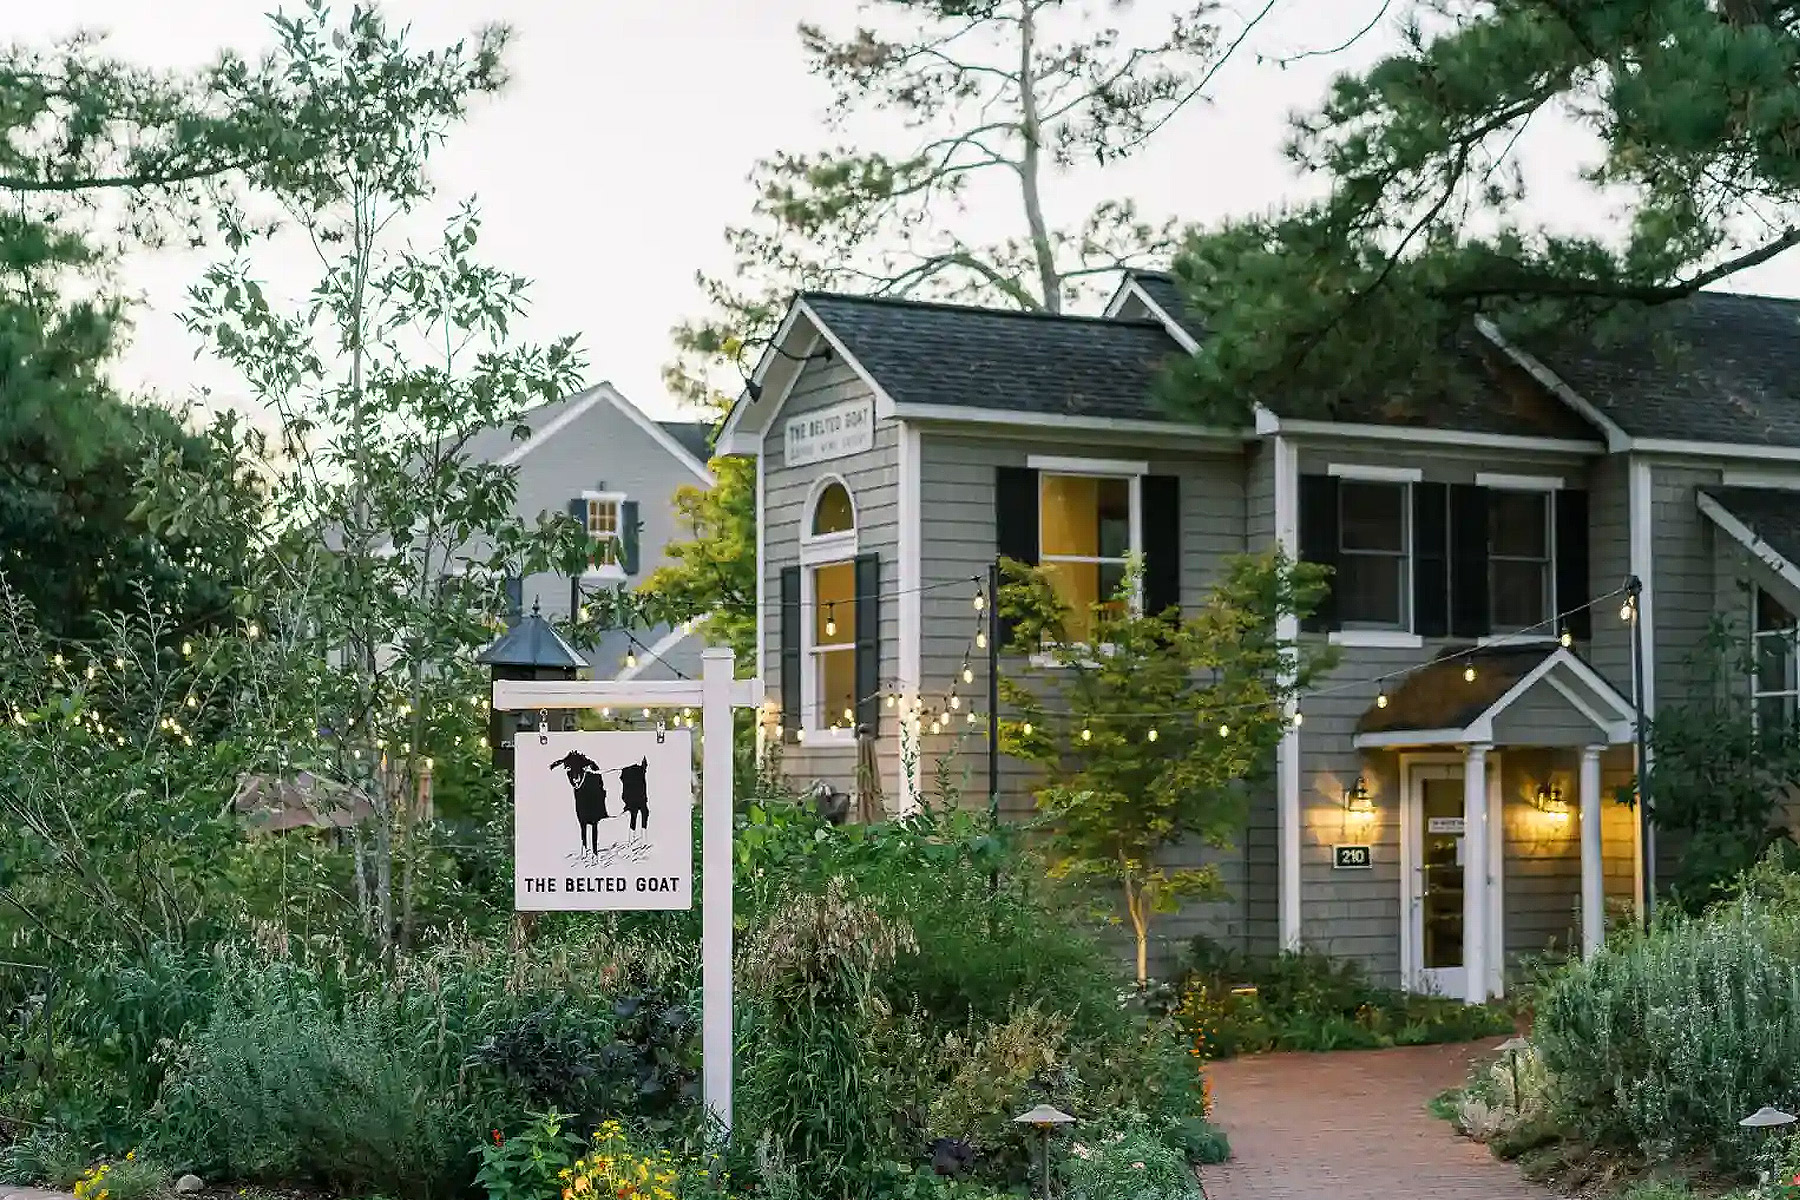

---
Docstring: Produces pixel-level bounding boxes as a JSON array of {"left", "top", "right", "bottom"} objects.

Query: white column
[
  {"left": 1274, "top": 436, "right": 1302, "bottom": 950},
  {"left": 701, "top": 648, "right": 734, "bottom": 1134},
  {"left": 1463, "top": 743, "right": 1490, "bottom": 1004},
  {"left": 1580, "top": 745, "right": 1605, "bottom": 957}
]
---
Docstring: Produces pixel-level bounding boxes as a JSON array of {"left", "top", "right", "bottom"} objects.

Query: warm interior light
[{"left": 1345, "top": 776, "right": 1375, "bottom": 817}]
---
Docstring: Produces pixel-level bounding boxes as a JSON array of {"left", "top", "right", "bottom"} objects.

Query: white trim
[
  {"left": 1400, "top": 753, "right": 1469, "bottom": 996},
  {"left": 1579, "top": 744, "right": 1606, "bottom": 956},
  {"left": 1358, "top": 726, "right": 1472, "bottom": 749},
  {"left": 799, "top": 475, "right": 860, "bottom": 566},
  {"left": 1274, "top": 435, "right": 1302, "bottom": 952},
  {"left": 1698, "top": 491, "right": 1800, "bottom": 595},
  {"left": 493, "top": 674, "right": 763, "bottom": 711},
  {"left": 1475, "top": 318, "right": 1633, "bottom": 452},
  {"left": 1635, "top": 439, "right": 1800, "bottom": 462},
  {"left": 796, "top": 299, "right": 905, "bottom": 420},
  {"left": 754, "top": 450, "right": 766, "bottom": 684},
  {"left": 715, "top": 303, "right": 812, "bottom": 454},
  {"left": 1330, "top": 630, "right": 1424, "bottom": 650},
  {"left": 895, "top": 404, "right": 1246, "bottom": 443},
  {"left": 496, "top": 390, "right": 609, "bottom": 468},
  {"left": 1027, "top": 454, "right": 1150, "bottom": 476},
  {"left": 613, "top": 620, "right": 703, "bottom": 683},
  {"left": 1629, "top": 455, "right": 1653, "bottom": 920},
  {"left": 591, "top": 383, "right": 716, "bottom": 487},
  {"left": 1722, "top": 468, "right": 1800, "bottom": 489},
  {"left": 1486, "top": 754, "right": 1505, "bottom": 1000},
  {"left": 1110, "top": 280, "right": 1203, "bottom": 354},
  {"left": 799, "top": 558, "right": 860, "bottom": 735},
  {"left": 1257, "top": 404, "right": 1605, "bottom": 455},
  {"left": 1354, "top": 647, "right": 1635, "bottom": 749},
  {"left": 1477, "top": 472, "right": 1564, "bottom": 491},
  {"left": 800, "top": 530, "right": 859, "bottom": 567},
  {"left": 1328, "top": 463, "right": 1422, "bottom": 483},
  {"left": 897, "top": 422, "right": 923, "bottom": 813}
]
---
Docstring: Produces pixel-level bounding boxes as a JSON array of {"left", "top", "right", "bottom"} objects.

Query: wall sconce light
[
  {"left": 1345, "top": 776, "right": 1375, "bottom": 819},
  {"left": 1534, "top": 782, "right": 1569, "bottom": 817}
]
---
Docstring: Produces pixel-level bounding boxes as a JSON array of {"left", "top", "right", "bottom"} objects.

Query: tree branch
[{"left": 1434, "top": 228, "right": 1800, "bottom": 304}]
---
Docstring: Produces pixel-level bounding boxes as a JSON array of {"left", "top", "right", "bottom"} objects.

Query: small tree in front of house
[{"left": 999, "top": 549, "right": 1334, "bottom": 986}]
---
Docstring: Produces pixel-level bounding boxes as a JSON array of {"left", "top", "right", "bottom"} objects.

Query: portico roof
[{"left": 1352, "top": 643, "right": 1636, "bottom": 749}]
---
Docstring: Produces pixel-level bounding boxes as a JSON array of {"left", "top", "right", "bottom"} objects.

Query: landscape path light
[
  {"left": 1014, "top": 1103, "right": 1076, "bottom": 1199},
  {"left": 1495, "top": 1036, "right": 1529, "bottom": 1111},
  {"left": 1740, "top": 1105, "right": 1797, "bottom": 1186}
]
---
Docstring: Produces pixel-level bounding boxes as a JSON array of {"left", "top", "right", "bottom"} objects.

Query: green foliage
[
  {"left": 998, "top": 550, "right": 1335, "bottom": 983},
  {"left": 1532, "top": 853, "right": 1800, "bottom": 1174},
  {"left": 471, "top": 1112, "right": 582, "bottom": 1200},
  {"left": 72, "top": 1153, "right": 170, "bottom": 1200},
  {"left": 1641, "top": 613, "right": 1800, "bottom": 913},
  {"left": 1164, "top": 1, "right": 1800, "bottom": 422},
  {"left": 1061, "top": 1121, "right": 1201, "bottom": 1200},
  {"left": 637, "top": 455, "right": 754, "bottom": 663},
  {"left": 0, "top": 1124, "right": 87, "bottom": 1188},
  {"left": 1177, "top": 939, "right": 1512, "bottom": 1060}
]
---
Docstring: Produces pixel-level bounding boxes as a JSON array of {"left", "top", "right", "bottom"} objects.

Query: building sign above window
[{"left": 785, "top": 398, "right": 874, "bottom": 467}]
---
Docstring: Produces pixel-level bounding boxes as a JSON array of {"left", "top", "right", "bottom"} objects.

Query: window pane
[
  {"left": 1421, "top": 777, "right": 1464, "bottom": 970},
  {"left": 1489, "top": 491, "right": 1548, "bottom": 558},
  {"left": 1340, "top": 482, "right": 1406, "bottom": 553},
  {"left": 1041, "top": 560, "right": 1099, "bottom": 643},
  {"left": 1041, "top": 475, "right": 1131, "bottom": 558},
  {"left": 1758, "top": 588, "right": 1796, "bottom": 633},
  {"left": 1337, "top": 553, "right": 1406, "bottom": 628},
  {"left": 819, "top": 648, "right": 857, "bottom": 728},
  {"left": 1757, "top": 630, "right": 1797, "bottom": 695},
  {"left": 812, "top": 483, "right": 855, "bottom": 536},
  {"left": 1491, "top": 559, "right": 1549, "bottom": 632},
  {"left": 587, "top": 500, "right": 617, "bottom": 538},
  {"left": 814, "top": 562, "right": 855, "bottom": 647},
  {"left": 1758, "top": 693, "right": 1797, "bottom": 732}
]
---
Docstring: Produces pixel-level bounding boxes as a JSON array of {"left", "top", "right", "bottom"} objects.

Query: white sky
[{"left": 17, "top": 0, "right": 1800, "bottom": 422}]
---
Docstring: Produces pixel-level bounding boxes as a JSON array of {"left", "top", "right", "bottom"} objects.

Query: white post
[
  {"left": 1463, "top": 743, "right": 1490, "bottom": 1005},
  {"left": 701, "top": 647, "right": 734, "bottom": 1135},
  {"left": 1580, "top": 745, "right": 1605, "bottom": 957}
]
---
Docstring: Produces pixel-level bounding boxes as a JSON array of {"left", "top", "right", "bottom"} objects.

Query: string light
[
  {"left": 1376, "top": 688, "right": 1389, "bottom": 709},
  {"left": 641, "top": 708, "right": 651, "bottom": 718},
  {"left": 602, "top": 707, "right": 612, "bottom": 717},
  {"left": 843, "top": 707, "right": 854, "bottom": 723},
  {"left": 181, "top": 641, "right": 193, "bottom": 657},
  {"left": 976, "top": 631, "right": 987, "bottom": 650},
  {"left": 930, "top": 719, "right": 942, "bottom": 735},
  {"left": 1620, "top": 598, "right": 1636, "bottom": 622},
  {"left": 795, "top": 728, "right": 806, "bottom": 742},
  {"left": 1463, "top": 662, "right": 1477, "bottom": 683},
  {"left": 774, "top": 723, "right": 784, "bottom": 739},
  {"left": 886, "top": 694, "right": 896, "bottom": 709},
  {"left": 973, "top": 590, "right": 985, "bottom": 612},
  {"left": 1293, "top": 711, "right": 1304, "bottom": 728},
  {"left": 51, "top": 653, "right": 64, "bottom": 668},
  {"left": 950, "top": 695, "right": 961, "bottom": 710},
  {"left": 824, "top": 604, "right": 837, "bottom": 638},
  {"left": 113, "top": 657, "right": 124, "bottom": 670},
  {"left": 962, "top": 665, "right": 974, "bottom": 684},
  {"left": 1559, "top": 627, "right": 1572, "bottom": 648},
  {"left": 1022, "top": 722, "right": 1033, "bottom": 736},
  {"left": 246, "top": 622, "right": 260, "bottom": 640},
  {"left": 966, "top": 710, "right": 978, "bottom": 725},
  {"left": 1219, "top": 723, "right": 1230, "bottom": 737},
  {"left": 1081, "top": 727, "right": 1092, "bottom": 742},
  {"left": 1147, "top": 728, "right": 1159, "bottom": 742},
  {"left": 85, "top": 665, "right": 96, "bottom": 680},
  {"left": 626, "top": 648, "right": 638, "bottom": 670}
]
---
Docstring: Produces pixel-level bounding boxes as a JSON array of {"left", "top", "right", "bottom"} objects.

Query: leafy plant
[
  {"left": 471, "top": 1112, "right": 581, "bottom": 1200},
  {"left": 1061, "top": 1121, "right": 1201, "bottom": 1200},
  {"left": 999, "top": 551, "right": 1334, "bottom": 984},
  {"left": 71, "top": 1152, "right": 168, "bottom": 1200}
]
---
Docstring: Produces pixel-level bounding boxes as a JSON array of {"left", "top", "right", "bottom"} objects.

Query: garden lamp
[
  {"left": 1496, "top": 1036, "right": 1529, "bottom": 1111},
  {"left": 1014, "top": 1104, "right": 1076, "bottom": 1199},
  {"left": 1740, "top": 1106, "right": 1797, "bottom": 1184}
]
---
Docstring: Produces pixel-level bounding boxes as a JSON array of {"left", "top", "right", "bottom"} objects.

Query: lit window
[
  {"left": 1489, "top": 491, "right": 1553, "bottom": 633},
  {"left": 1338, "top": 481, "right": 1409, "bottom": 630},
  {"left": 587, "top": 498, "right": 620, "bottom": 566},
  {"left": 811, "top": 482, "right": 855, "bottom": 537},
  {"left": 1039, "top": 474, "right": 1134, "bottom": 644},
  {"left": 1754, "top": 587, "right": 1798, "bottom": 730},
  {"left": 812, "top": 562, "right": 856, "bottom": 729}
]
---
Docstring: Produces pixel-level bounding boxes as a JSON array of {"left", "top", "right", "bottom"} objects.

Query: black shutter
[
  {"left": 1556, "top": 488, "right": 1591, "bottom": 641},
  {"left": 1413, "top": 483, "right": 1449, "bottom": 639},
  {"left": 994, "top": 466, "right": 1039, "bottom": 648},
  {"left": 854, "top": 553, "right": 881, "bottom": 734},
  {"left": 779, "top": 567, "right": 802, "bottom": 743},
  {"left": 1142, "top": 474, "right": 1181, "bottom": 619},
  {"left": 503, "top": 575, "right": 523, "bottom": 622},
  {"left": 1297, "top": 474, "right": 1340, "bottom": 632},
  {"left": 620, "top": 500, "right": 641, "bottom": 575},
  {"left": 1449, "top": 484, "right": 1491, "bottom": 639}
]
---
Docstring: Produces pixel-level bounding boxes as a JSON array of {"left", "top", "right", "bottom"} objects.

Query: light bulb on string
[
  {"left": 181, "top": 642, "right": 192, "bottom": 657},
  {"left": 930, "top": 719, "right": 942, "bottom": 735},
  {"left": 1560, "top": 627, "right": 1573, "bottom": 648},
  {"left": 1022, "top": 722, "right": 1033, "bottom": 736},
  {"left": 824, "top": 605, "right": 837, "bottom": 638},
  {"left": 113, "top": 657, "right": 124, "bottom": 670},
  {"left": 1463, "top": 662, "right": 1476, "bottom": 683},
  {"left": 51, "top": 653, "right": 64, "bottom": 668},
  {"left": 962, "top": 664, "right": 974, "bottom": 684},
  {"left": 602, "top": 707, "right": 612, "bottom": 718},
  {"left": 966, "top": 710, "right": 977, "bottom": 725},
  {"left": 626, "top": 648, "right": 638, "bottom": 670},
  {"left": 1620, "top": 598, "right": 1636, "bottom": 622},
  {"left": 1293, "top": 711, "right": 1304, "bottom": 728},
  {"left": 973, "top": 590, "right": 985, "bottom": 612},
  {"left": 950, "top": 695, "right": 961, "bottom": 710},
  {"left": 641, "top": 708, "right": 651, "bottom": 718},
  {"left": 1147, "top": 728, "right": 1159, "bottom": 742},
  {"left": 976, "top": 631, "right": 987, "bottom": 650},
  {"left": 1376, "top": 688, "right": 1389, "bottom": 709},
  {"left": 1081, "top": 727, "right": 1092, "bottom": 742},
  {"left": 775, "top": 723, "right": 784, "bottom": 739},
  {"left": 886, "top": 694, "right": 897, "bottom": 709},
  {"left": 246, "top": 622, "right": 260, "bottom": 640},
  {"left": 1219, "top": 723, "right": 1230, "bottom": 737},
  {"left": 795, "top": 728, "right": 806, "bottom": 743},
  {"left": 843, "top": 707, "right": 854, "bottom": 724}
]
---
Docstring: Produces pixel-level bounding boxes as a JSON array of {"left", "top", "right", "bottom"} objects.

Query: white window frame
[
  {"left": 1486, "top": 485, "right": 1557, "bottom": 636},
  {"left": 1752, "top": 586, "right": 1799, "bottom": 732},
  {"left": 1334, "top": 475, "right": 1413, "bottom": 636},
  {"left": 800, "top": 475, "right": 859, "bottom": 740},
  {"left": 1027, "top": 456, "right": 1144, "bottom": 663},
  {"left": 580, "top": 490, "right": 627, "bottom": 582}
]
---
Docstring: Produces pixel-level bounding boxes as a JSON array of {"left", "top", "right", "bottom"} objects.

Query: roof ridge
[{"left": 800, "top": 289, "right": 1167, "bottom": 329}]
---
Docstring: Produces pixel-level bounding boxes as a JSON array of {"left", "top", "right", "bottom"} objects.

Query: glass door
[{"left": 1410, "top": 770, "right": 1466, "bottom": 997}]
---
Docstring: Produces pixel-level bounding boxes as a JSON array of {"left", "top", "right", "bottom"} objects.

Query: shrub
[
  {"left": 0, "top": 1125, "right": 89, "bottom": 1188},
  {"left": 1533, "top": 858, "right": 1800, "bottom": 1173},
  {"left": 72, "top": 1153, "right": 170, "bottom": 1200},
  {"left": 471, "top": 1112, "right": 582, "bottom": 1200},
  {"left": 1061, "top": 1121, "right": 1201, "bottom": 1200}
]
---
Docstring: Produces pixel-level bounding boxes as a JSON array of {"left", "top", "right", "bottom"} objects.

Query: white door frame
[{"left": 1398, "top": 751, "right": 1505, "bottom": 1001}]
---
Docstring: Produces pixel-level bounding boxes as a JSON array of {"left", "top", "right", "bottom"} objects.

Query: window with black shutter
[
  {"left": 994, "top": 466, "right": 1039, "bottom": 649},
  {"left": 800, "top": 478, "right": 862, "bottom": 733},
  {"left": 1413, "top": 483, "right": 1449, "bottom": 638},
  {"left": 1488, "top": 489, "right": 1553, "bottom": 633},
  {"left": 1555, "top": 489, "right": 1591, "bottom": 640},
  {"left": 1449, "top": 484, "right": 1491, "bottom": 638},
  {"left": 778, "top": 567, "right": 801, "bottom": 743},
  {"left": 854, "top": 553, "right": 881, "bottom": 733},
  {"left": 1296, "top": 474, "right": 1340, "bottom": 632},
  {"left": 1142, "top": 474, "right": 1181, "bottom": 619},
  {"left": 1337, "top": 480, "right": 1410, "bottom": 631}
]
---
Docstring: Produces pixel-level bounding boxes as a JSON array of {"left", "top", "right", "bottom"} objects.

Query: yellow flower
[{"left": 573, "top": 1178, "right": 590, "bottom": 1193}]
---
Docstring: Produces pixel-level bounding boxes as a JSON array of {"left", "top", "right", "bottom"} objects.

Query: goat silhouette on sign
[
  {"left": 619, "top": 757, "right": 651, "bottom": 831},
  {"left": 550, "top": 749, "right": 609, "bottom": 854}
]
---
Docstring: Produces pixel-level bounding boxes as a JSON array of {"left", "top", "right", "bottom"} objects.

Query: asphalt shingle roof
[
  {"left": 1356, "top": 644, "right": 1557, "bottom": 735},
  {"left": 801, "top": 292, "right": 1188, "bottom": 422},
  {"left": 1126, "top": 270, "right": 1208, "bottom": 345},
  {"left": 1527, "top": 292, "right": 1800, "bottom": 448},
  {"left": 658, "top": 420, "right": 715, "bottom": 464},
  {"left": 1701, "top": 486, "right": 1800, "bottom": 570}
]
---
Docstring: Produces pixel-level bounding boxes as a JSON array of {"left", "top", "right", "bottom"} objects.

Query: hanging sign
[
  {"left": 514, "top": 730, "right": 693, "bottom": 910},
  {"left": 784, "top": 397, "right": 874, "bottom": 466},
  {"left": 1427, "top": 816, "right": 1466, "bottom": 835}
]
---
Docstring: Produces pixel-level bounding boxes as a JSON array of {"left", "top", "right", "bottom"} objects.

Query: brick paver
[{"left": 1199, "top": 1038, "right": 1551, "bottom": 1199}]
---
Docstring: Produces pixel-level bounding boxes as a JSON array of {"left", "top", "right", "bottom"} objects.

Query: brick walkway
[{"left": 1199, "top": 1038, "right": 1552, "bottom": 1199}]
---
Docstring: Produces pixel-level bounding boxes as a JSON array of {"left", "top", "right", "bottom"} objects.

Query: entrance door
[{"left": 1408, "top": 766, "right": 1467, "bottom": 998}]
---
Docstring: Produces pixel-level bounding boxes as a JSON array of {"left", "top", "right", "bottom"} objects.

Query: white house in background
[{"left": 461, "top": 381, "right": 716, "bottom": 680}]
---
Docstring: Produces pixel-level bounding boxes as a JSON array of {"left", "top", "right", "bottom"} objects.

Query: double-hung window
[
  {"left": 571, "top": 490, "right": 637, "bottom": 579},
  {"left": 1336, "top": 480, "right": 1411, "bottom": 630},
  {"left": 1039, "top": 472, "right": 1136, "bottom": 644},
  {"left": 1487, "top": 489, "right": 1555, "bottom": 634},
  {"left": 586, "top": 496, "right": 621, "bottom": 567},
  {"left": 784, "top": 478, "right": 875, "bottom": 740},
  {"left": 1754, "top": 587, "right": 1799, "bottom": 730}
]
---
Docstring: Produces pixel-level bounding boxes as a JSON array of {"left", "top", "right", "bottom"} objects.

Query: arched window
[{"left": 811, "top": 480, "right": 856, "bottom": 537}]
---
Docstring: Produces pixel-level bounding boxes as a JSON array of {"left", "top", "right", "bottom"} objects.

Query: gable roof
[
  {"left": 460, "top": 383, "right": 714, "bottom": 485},
  {"left": 658, "top": 421, "right": 714, "bottom": 465},
  {"left": 1113, "top": 270, "right": 1207, "bottom": 347},
  {"left": 799, "top": 292, "right": 1190, "bottom": 422},
  {"left": 1698, "top": 485, "right": 1800, "bottom": 593},
  {"left": 1353, "top": 643, "right": 1634, "bottom": 747},
  {"left": 1509, "top": 292, "right": 1800, "bottom": 450}
]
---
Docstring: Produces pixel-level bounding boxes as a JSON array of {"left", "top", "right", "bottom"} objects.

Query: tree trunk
[
  {"left": 1016, "top": 0, "right": 1060, "bottom": 313},
  {"left": 1124, "top": 875, "right": 1150, "bottom": 987}
]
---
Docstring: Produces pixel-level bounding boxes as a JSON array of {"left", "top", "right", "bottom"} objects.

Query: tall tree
[
  {"left": 647, "top": 0, "right": 1274, "bottom": 643},
  {"left": 1163, "top": 0, "right": 1800, "bottom": 422}
]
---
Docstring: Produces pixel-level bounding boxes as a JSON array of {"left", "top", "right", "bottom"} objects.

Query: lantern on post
[{"left": 478, "top": 600, "right": 588, "bottom": 771}]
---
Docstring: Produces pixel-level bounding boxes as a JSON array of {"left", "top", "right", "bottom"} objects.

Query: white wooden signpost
[{"left": 494, "top": 647, "right": 761, "bottom": 1134}]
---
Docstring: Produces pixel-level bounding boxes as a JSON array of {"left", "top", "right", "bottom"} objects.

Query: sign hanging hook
[
  {"left": 537, "top": 708, "right": 550, "bottom": 745},
  {"left": 656, "top": 718, "right": 666, "bottom": 745}
]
